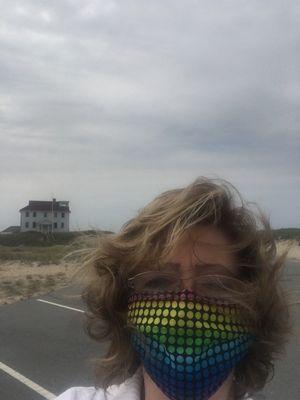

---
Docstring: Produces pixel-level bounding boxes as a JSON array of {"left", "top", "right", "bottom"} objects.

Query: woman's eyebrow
[
  {"left": 164, "top": 262, "right": 229, "bottom": 268},
  {"left": 160, "top": 262, "right": 181, "bottom": 271},
  {"left": 162, "top": 261, "right": 232, "bottom": 271}
]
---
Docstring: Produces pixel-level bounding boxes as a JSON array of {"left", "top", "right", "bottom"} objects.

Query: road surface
[{"left": 0, "top": 260, "right": 299, "bottom": 399}]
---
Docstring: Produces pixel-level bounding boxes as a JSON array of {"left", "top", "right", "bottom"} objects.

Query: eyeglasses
[{"left": 127, "top": 269, "right": 243, "bottom": 301}]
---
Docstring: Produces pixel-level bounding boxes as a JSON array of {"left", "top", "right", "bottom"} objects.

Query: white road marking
[
  {"left": 36, "top": 299, "right": 84, "bottom": 313},
  {"left": 0, "top": 361, "right": 56, "bottom": 399}
]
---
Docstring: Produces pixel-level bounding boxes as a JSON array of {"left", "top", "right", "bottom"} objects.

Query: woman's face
[{"left": 129, "top": 224, "right": 250, "bottom": 400}]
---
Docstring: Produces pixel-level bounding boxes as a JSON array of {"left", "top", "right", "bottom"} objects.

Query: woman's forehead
[
  {"left": 179, "top": 224, "right": 234, "bottom": 247},
  {"left": 165, "top": 225, "right": 237, "bottom": 272}
]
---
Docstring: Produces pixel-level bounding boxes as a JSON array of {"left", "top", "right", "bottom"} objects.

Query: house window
[
  {"left": 44, "top": 212, "right": 47, "bottom": 217},
  {"left": 33, "top": 222, "right": 36, "bottom": 228},
  {"left": 33, "top": 212, "right": 36, "bottom": 217},
  {"left": 26, "top": 212, "right": 29, "bottom": 217},
  {"left": 54, "top": 212, "right": 57, "bottom": 218},
  {"left": 54, "top": 222, "right": 57, "bottom": 229},
  {"left": 25, "top": 222, "right": 29, "bottom": 228},
  {"left": 61, "top": 212, "right": 65, "bottom": 218},
  {"left": 61, "top": 222, "right": 64, "bottom": 228}
]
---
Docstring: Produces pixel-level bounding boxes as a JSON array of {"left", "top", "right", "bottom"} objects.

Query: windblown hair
[{"left": 68, "top": 176, "right": 292, "bottom": 399}]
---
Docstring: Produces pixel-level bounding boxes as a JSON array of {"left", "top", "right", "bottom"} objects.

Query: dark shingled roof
[{"left": 19, "top": 200, "right": 71, "bottom": 213}]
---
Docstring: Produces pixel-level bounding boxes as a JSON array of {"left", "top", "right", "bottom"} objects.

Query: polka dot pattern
[{"left": 127, "top": 289, "right": 254, "bottom": 400}]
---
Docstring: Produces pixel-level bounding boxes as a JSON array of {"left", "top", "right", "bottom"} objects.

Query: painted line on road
[
  {"left": 0, "top": 361, "right": 56, "bottom": 399},
  {"left": 36, "top": 299, "right": 85, "bottom": 313}
]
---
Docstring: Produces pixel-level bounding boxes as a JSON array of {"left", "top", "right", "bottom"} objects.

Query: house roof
[{"left": 19, "top": 200, "right": 71, "bottom": 213}]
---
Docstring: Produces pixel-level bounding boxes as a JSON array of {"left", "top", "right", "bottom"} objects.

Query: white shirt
[
  {"left": 55, "top": 369, "right": 143, "bottom": 400},
  {"left": 55, "top": 368, "right": 253, "bottom": 400}
]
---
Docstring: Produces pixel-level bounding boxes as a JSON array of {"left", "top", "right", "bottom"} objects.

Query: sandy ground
[
  {"left": 275, "top": 239, "right": 300, "bottom": 260},
  {"left": 0, "top": 240, "right": 299, "bottom": 306},
  {"left": 0, "top": 261, "right": 82, "bottom": 306}
]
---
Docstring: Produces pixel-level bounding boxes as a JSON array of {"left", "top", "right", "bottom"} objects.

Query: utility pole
[{"left": 52, "top": 198, "right": 54, "bottom": 234}]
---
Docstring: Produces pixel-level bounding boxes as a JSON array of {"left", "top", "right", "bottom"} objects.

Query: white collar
[{"left": 104, "top": 368, "right": 143, "bottom": 400}]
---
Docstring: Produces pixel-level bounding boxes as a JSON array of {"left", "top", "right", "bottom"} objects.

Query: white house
[{"left": 19, "top": 198, "right": 71, "bottom": 233}]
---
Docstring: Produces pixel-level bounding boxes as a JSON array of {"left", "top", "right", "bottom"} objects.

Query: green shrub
[{"left": 273, "top": 228, "right": 300, "bottom": 241}]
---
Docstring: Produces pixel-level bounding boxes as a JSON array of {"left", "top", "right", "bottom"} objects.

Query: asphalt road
[
  {"left": 0, "top": 284, "right": 104, "bottom": 400},
  {"left": 0, "top": 260, "right": 299, "bottom": 400}
]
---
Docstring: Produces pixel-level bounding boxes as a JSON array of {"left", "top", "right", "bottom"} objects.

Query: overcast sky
[{"left": 0, "top": 0, "right": 299, "bottom": 232}]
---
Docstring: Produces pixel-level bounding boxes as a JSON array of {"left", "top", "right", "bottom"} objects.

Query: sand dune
[
  {"left": 0, "top": 261, "right": 79, "bottom": 305},
  {"left": 276, "top": 239, "right": 300, "bottom": 260}
]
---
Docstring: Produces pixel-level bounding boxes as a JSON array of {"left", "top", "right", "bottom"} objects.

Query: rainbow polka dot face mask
[{"left": 127, "top": 289, "right": 254, "bottom": 400}]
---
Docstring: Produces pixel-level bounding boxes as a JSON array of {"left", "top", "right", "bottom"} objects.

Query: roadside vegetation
[
  {"left": 272, "top": 228, "right": 300, "bottom": 242},
  {"left": 0, "top": 230, "right": 113, "bottom": 264}
]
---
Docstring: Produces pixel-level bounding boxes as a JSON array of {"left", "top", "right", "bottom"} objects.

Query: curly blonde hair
[{"left": 67, "top": 176, "right": 292, "bottom": 399}]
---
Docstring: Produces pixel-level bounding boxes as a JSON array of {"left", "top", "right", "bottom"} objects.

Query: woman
[{"left": 56, "top": 176, "right": 291, "bottom": 400}]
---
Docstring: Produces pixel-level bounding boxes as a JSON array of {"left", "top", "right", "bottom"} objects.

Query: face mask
[{"left": 127, "top": 289, "right": 254, "bottom": 400}]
